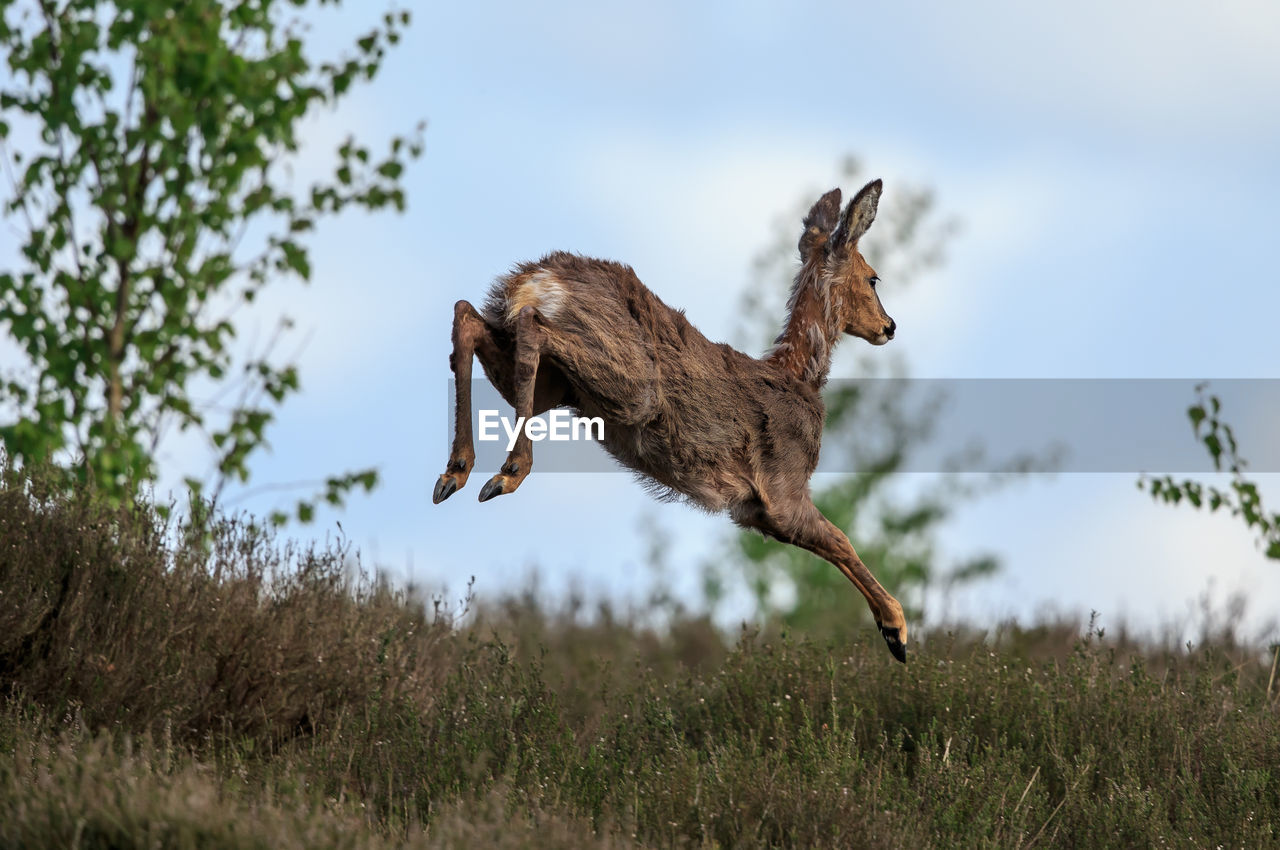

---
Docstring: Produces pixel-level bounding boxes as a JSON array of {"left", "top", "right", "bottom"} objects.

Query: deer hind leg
[
  {"left": 477, "top": 306, "right": 548, "bottom": 502},
  {"left": 744, "top": 496, "right": 909, "bottom": 663},
  {"left": 434, "top": 300, "right": 506, "bottom": 504}
]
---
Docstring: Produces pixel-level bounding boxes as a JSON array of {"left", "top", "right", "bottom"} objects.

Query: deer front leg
[
  {"left": 808, "top": 512, "right": 908, "bottom": 662},
  {"left": 478, "top": 306, "right": 545, "bottom": 502},
  {"left": 751, "top": 498, "right": 909, "bottom": 663},
  {"left": 434, "top": 300, "right": 503, "bottom": 504}
]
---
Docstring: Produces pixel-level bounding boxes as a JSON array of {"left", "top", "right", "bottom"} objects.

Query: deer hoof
[
  {"left": 433, "top": 475, "right": 460, "bottom": 504},
  {"left": 478, "top": 475, "right": 507, "bottom": 502},
  {"left": 880, "top": 625, "right": 908, "bottom": 664}
]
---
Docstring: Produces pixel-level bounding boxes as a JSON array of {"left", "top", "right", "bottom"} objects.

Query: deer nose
[{"left": 885, "top": 319, "right": 896, "bottom": 339}]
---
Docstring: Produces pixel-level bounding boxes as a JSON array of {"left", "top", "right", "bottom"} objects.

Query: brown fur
[{"left": 434, "top": 180, "right": 908, "bottom": 662}]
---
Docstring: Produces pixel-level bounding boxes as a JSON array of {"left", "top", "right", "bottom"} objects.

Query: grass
[{"left": 1, "top": 463, "right": 1278, "bottom": 848}]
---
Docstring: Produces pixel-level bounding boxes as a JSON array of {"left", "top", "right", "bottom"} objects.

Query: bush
[
  {"left": 1, "top": 463, "right": 1277, "bottom": 848},
  {"left": 0, "top": 461, "right": 452, "bottom": 748}
]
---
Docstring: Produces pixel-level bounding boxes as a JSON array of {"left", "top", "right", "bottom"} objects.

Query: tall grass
[{"left": 1, "top": 463, "right": 1277, "bottom": 848}]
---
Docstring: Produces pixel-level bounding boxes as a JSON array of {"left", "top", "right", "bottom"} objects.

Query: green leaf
[
  {"left": 280, "top": 241, "right": 311, "bottom": 280},
  {"left": 1187, "top": 405, "right": 1205, "bottom": 428},
  {"left": 1204, "top": 434, "right": 1222, "bottom": 470}
]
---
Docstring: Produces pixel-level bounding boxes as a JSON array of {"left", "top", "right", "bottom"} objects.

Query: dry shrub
[
  {"left": 2, "top": 461, "right": 1278, "bottom": 848},
  {"left": 421, "top": 783, "right": 638, "bottom": 850},
  {"left": 0, "top": 461, "right": 453, "bottom": 747},
  {"left": 1, "top": 728, "right": 383, "bottom": 850}
]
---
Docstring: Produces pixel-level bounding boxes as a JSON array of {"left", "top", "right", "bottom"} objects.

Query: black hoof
[
  {"left": 478, "top": 476, "right": 506, "bottom": 502},
  {"left": 433, "top": 476, "right": 458, "bottom": 504},
  {"left": 880, "top": 625, "right": 908, "bottom": 664}
]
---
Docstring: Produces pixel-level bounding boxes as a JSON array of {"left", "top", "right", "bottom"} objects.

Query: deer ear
[
  {"left": 799, "top": 188, "right": 841, "bottom": 256},
  {"left": 836, "top": 178, "right": 882, "bottom": 246}
]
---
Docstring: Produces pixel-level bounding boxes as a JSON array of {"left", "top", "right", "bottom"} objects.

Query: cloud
[
  {"left": 902, "top": 0, "right": 1280, "bottom": 142},
  {"left": 934, "top": 473, "right": 1280, "bottom": 640},
  {"left": 570, "top": 127, "right": 961, "bottom": 343},
  {"left": 565, "top": 127, "right": 1150, "bottom": 380}
]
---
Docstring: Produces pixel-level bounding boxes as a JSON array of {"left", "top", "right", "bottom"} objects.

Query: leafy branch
[
  {"left": 1140, "top": 384, "right": 1280, "bottom": 560},
  {"left": 0, "top": 0, "right": 424, "bottom": 524}
]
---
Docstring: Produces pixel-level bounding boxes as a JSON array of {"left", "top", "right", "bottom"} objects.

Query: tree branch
[{"left": 107, "top": 100, "right": 156, "bottom": 421}]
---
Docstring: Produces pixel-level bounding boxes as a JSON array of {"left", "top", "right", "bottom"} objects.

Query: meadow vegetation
[{"left": 1, "top": 464, "right": 1277, "bottom": 849}]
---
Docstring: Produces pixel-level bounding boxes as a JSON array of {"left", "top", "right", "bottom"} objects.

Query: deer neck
[{"left": 767, "top": 263, "right": 844, "bottom": 388}]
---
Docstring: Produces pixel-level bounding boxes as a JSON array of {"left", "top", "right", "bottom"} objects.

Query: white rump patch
[{"left": 506, "top": 270, "right": 566, "bottom": 323}]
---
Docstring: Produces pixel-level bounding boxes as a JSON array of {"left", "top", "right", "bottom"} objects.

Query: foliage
[
  {"left": 714, "top": 157, "right": 1013, "bottom": 629},
  {"left": 1140, "top": 383, "right": 1280, "bottom": 560},
  {"left": 1, "top": 467, "right": 1278, "bottom": 849},
  {"left": 0, "top": 459, "right": 454, "bottom": 748},
  {"left": 0, "top": 0, "right": 423, "bottom": 521}
]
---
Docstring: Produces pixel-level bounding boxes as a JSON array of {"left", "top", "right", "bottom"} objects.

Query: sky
[{"left": 8, "top": 0, "right": 1280, "bottom": 642}]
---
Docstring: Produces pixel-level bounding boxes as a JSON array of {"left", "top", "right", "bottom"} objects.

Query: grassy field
[{"left": 2, "top": 466, "right": 1278, "bottom": 848}]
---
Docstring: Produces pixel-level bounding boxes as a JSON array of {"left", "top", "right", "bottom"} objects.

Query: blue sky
[
  {"left": 235, "top": 0, "right": 1280, "bottom": 638},
  {"left": 13, "top": 0, "right": 1280, "bottom": 639}
]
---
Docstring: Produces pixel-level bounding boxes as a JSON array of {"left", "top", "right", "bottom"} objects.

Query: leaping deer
[{"left": 434, "top": 180, "right": 908, "bottom": 662}]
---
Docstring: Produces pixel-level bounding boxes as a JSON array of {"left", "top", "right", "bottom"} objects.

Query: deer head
[{"left": 804, "top": 179, "right": 895, "bottom": 346}]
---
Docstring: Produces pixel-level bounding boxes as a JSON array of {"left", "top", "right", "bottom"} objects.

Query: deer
[{"left": 433, "top": 179, "right": 908, "bottom": 662}]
